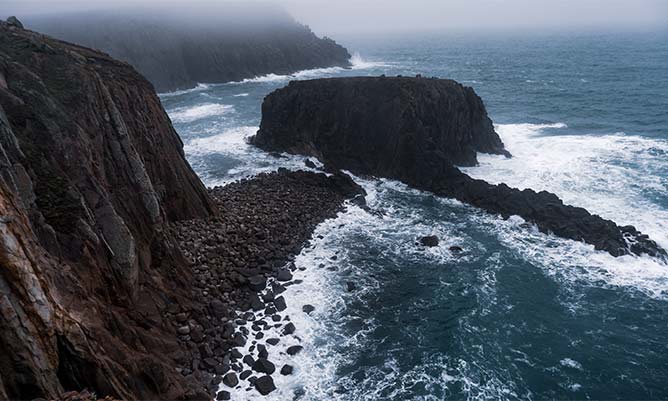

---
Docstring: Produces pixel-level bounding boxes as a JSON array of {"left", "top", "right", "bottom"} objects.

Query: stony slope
[{"left": 252, "top": 76, "right": 666, "bottom": 258}]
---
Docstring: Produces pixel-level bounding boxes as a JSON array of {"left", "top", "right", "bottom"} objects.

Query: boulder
[
  {"left": 222, "top": 372, "right": 239, "bottom": 388},
  {"left": 280, "top": 364, "right": 294, "bottom": 375},
  {"left": 419, "top": 235, "right": 439, "bottom": 247},
  {"left": 254, "top": 375, "right": 276, "bottom": 395},
  {"left": 252, "top": 358, "right": 276, "bottom": 374}
]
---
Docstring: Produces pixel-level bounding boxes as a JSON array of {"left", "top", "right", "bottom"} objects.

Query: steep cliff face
[
  {"left": 26, "top": 6, "right": 352, "bottom": 92},
  {"left": 253, "top": 76, "right": 509, "bottom": 170},
  {"left": 0, "top": 20, "right": 214, "bottom": 400},
  {"left": 252, "top": 77, "right": 665, "bottom": 258}
]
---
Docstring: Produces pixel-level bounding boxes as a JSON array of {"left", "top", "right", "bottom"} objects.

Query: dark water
[{"left": 160, "top": 30, "right": 668, "bottom": 400}]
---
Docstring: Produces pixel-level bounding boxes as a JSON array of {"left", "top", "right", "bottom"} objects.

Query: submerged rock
[
  {"left": 419, "top": 235, "right": 439, "bottom": 247},
  {"left": 252, "top": 76, "right": 665, "bottom": 258}
]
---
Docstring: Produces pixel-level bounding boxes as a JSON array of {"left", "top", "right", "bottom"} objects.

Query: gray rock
[
  {"left": 222, "top": 372, "right": 239, "bottom": 388},
  {"left": 254, "top": 375, "right": 276, "bottom": 395}
]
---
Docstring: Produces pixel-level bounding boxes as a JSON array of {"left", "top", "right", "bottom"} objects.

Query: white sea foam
[
  {"left": 233, "top": 93, "right": 249, "bottom": 97},
  {"left": 221, "top": 178, "right": 521, "bottom": 401},
  {"left": 462, "top": 122, "right": 668, "bottom": 251},
  {"left": 231, "top": 53, "right": 392, "bottom": 84},
  {"left": 183, "top": 126, "right": 315, "bottom": 185},
  {"left": 464, "top": 121, "right": 668, "bottom": 298},
  {"left": 168, "top": 103, "right": 234, "bottom": 123},
  {"left": 560, "top": 358, "right": 583, "bottom": 370},
  {"left": 158, "top": 83, "right": 211, "bottom": 98}
]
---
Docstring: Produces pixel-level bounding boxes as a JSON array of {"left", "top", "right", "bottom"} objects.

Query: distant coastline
[{"left": 25, "top": 6, "right": 352, "bottom": 92}]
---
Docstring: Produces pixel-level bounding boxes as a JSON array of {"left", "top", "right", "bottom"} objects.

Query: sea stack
[{"left": 252, "top": 76, "right": 666, "bottom": 258}]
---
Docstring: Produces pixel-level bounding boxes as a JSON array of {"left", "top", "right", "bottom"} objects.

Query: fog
[{"left": 3, "top": 0, "right": 667, "bottom": 35}]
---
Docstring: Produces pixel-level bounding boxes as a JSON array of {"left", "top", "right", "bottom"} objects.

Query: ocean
[{"left": 159, "top": 30, "right": 668, "bottom": 400}]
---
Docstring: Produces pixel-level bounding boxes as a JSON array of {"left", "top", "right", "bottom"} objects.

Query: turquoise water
[{"left": 160, "top": 30, "right": 668, "bottom": 400}]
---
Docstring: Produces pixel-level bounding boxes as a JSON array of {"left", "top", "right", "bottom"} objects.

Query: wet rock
[
  {"left": 257, "top": 345, "right": 268, "bottom": 359},
  {"left": 449, "top": 246, "right": 463, "bottom": 252},
  {"left": 273, "top": 296, "right": 287, "bottom": 312},
  {"left": 266, "top": 338, "right": 280, "bottom": 346},
  {"left": 305, "top": 159, "right": 317, "bottom": 168},
  {"left": 252, "top": 357, "right": 276, "bottom": 374},
  {"left": 287, "top": 345, "right": 303, "bottom": 355},
  {"left": 231, "top": 349, "right": 243, "bottom": 359},
  {"left": 302, "top": 304, "right": 315, "bottom": 314},
  {"left": 280, "top": 364, "right": 294, "bottom": 375},
  {"left": 240, "top": 370, "right": 252, "bottom": 380},
  {"left": 242, "top": 355, "right": 255, "bottom": 367},
  {"left": 276, "top": 269, "right": 293, "bottom": 282},
  {"left": 217, "top": 390, "right": 231, "bottom": 400},
  {"left": 419, "top": 235, "right": 439, "bottom": 247},
  {"left": 346, "top": 282, "right": 356, "bottom": 292},
  {"left": 254, "top": 375, "right": 276, "bottom": 395},
  {"left": 177, "top": 326, "right": 191, "bottom": 335},
  {"left": 214, "top": 364, "right": 230, "bottom": 375},
  {"left": 282, "top": 322, "right": 296, "bottom": 335},
  {"left": 222, "top": 372, "right": 239, "bottom": 388}
]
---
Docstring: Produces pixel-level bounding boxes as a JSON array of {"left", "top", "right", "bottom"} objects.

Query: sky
[{"left": 3, "top": 0, "right": 667, "bottom": 35}]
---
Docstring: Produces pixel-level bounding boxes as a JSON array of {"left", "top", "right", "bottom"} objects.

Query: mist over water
[{"left": 158, "top": 30, "right": 668, "bottom": 400}]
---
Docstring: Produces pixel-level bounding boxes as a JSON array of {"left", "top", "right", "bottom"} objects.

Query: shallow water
[{"left": 160, "top": 30, "right": 668, "bottom": 400}]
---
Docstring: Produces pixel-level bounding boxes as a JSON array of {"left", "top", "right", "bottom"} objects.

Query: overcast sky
[{"left": 3, "top": 0, "right": 667, "bottom": 35}]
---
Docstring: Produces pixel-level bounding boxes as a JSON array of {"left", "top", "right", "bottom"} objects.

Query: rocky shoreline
[
  {"left": 253, "top": 77, "right": 666, "bottom": 258},
  {"left": 168, "top": 169, "right": 364, "bottom": 399}
]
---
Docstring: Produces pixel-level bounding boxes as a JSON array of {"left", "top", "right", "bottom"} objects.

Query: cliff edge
[{"left": 0, "top": 18, "right": 213, "bottom": 400}]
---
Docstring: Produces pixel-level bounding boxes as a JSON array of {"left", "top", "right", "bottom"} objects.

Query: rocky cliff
[
  {"left": 252, "top": 77, "right": 666, "bottom": 258},
  {"left": 0, "top": 19, "right": 214, "bottom": 400},
  {"left": 25, "top": 5, "right": 351, "bottom": 92}
]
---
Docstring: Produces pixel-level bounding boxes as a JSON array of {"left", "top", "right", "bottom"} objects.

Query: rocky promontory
[
  {"left": 252, "top": 76, "right": 666, "bottom": 258},
  {"left": 25, "top": 4, "right": 352, "bottom": 92},
  {"left": 0, "top": 19, "right": 362, "bottom": 400}
]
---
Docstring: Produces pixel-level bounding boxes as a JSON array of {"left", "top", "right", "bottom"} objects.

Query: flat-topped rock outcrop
[{"left": 252, "top": 76, "right": 665, "bottom": 258}]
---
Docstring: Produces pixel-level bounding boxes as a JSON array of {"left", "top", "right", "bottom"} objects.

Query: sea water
[{"left": 159, "top": 30, "right": 668, "bottom": 400}]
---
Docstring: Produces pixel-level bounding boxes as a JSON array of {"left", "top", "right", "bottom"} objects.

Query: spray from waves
[
  {"left": 225, "top": 177, "right": 528, "bottom": 401},
  {"left": 183, "top": 126, "right": 316, "bottom": 185},
  {"left": 231, "top": 53, "right": 393, "bottom": 84},
  {"left": 168, "top": 103, "right": 235, "bottom": 123},
  {"left": 462, "top": 122, "right": 668, "bottom": 250},
  {"left": 158, "top": 83, "right": 212, "bottom": 98}
]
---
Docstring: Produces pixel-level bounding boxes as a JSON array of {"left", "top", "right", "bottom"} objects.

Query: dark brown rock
[{"left": 0, "top": 20, "right": 212, "bottom": 401}]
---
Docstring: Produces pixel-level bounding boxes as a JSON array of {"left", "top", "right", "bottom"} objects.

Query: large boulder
[{"left": 252, "top": 77, "right": 665, "bottom": 258}]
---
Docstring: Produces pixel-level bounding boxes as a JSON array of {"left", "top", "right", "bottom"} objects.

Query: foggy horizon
[{"left": 2, "top": 0, "right": 667, "bottom": 36}]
